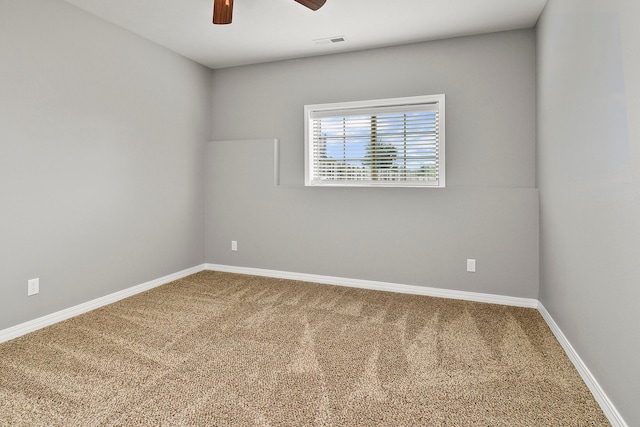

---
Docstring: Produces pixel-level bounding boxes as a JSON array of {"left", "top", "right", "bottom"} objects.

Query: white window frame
[{"left": 304, "top": 94, "right": 445, "bottom": 188}]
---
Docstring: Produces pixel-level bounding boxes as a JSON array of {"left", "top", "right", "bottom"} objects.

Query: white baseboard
[
  {"left": 0, "top": 263, "right": 626, "bottom": 426},
  {"left": 0, "top": 264, "right": 537, "bottom": 345},
  {"left": 203, "top": 263, "right": 539, "bottom": 308},
  {"left": 538, "top": 303, "right": 627, "bottom": 427},
  {"left": 205, "top": 264, "right": 625, "bottom": 426},
  {"left": 0, "top": 264, "right": 207, "bottom": 345}
]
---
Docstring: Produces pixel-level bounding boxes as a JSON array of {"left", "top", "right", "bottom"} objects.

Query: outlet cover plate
[
  {"left": 466, "top": 259, "right": 476, "bottom": 273},
  {"left": 28, "top": 278, "right": 39, "bottom": 296}
]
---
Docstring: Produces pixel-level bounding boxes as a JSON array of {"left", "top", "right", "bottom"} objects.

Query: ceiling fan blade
[
  {"left": 293, "top": 0, "right": 326, "bottom": 11},
  {"left": 213, "top": 0, "right": 234, "bottom": 24}
]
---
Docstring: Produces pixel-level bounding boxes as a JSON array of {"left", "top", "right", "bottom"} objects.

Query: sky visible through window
[{"left": 316, "top": 111, "right": 438, "bottom": 181}]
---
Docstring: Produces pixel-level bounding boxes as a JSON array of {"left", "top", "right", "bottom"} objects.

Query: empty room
[{"left": 1, "top": 0, "right": 638, "bottom": 425}]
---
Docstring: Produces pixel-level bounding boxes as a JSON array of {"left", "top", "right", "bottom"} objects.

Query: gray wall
[
  {"left": 0, "top": 0, "right": 211, "bottom": 330},
  {"left": 537, "top": 0, "right": 640, "bottom": 424},
  {"left": 207, "top": 30, "right": 539, "bottom": 298}
]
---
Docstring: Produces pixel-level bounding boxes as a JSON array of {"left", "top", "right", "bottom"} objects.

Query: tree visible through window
[{"left": 305, "top": 95, "right": 445, "bottom": 187}]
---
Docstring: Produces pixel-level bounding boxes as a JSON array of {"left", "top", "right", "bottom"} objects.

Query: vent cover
[{"left": 313, "top": 36, "right": 347, "bottom": 45}]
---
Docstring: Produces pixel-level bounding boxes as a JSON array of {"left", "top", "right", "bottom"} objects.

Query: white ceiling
[{"left": 63, "top": 0, "right": 547, "bottom": 69}]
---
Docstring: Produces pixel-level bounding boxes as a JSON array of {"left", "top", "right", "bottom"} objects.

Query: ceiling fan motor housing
[
  {"left": 213, "top": 0, "right": 234, "bottom": 24},
  {"left": 213, "top": 0, "right": 326, "bottom": 25}
]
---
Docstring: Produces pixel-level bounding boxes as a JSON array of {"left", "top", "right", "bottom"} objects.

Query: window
[{"left": 304, "top": 94, "right": 445, "bottom": 187}]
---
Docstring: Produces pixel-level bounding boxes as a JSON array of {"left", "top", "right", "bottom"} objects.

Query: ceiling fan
[{"left": 213, "top": 0, "right": 326, "bottom": 24}]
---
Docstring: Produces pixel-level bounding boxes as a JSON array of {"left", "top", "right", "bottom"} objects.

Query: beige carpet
[{"left": 0, "top": 271, "right": 609, "bottom": 426}]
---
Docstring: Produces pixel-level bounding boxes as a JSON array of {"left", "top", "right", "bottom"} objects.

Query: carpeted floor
[{"left": 0, "top": 271, "right": 609, "bottom": 426}]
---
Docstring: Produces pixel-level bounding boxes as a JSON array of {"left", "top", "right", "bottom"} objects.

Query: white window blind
[{"left": 304, "top": 95, "right": 445, "bottom": 187}]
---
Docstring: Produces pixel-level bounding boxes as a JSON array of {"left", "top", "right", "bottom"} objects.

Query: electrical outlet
[
  {"left": 28, "top": 278, "right": 39, "bottom": 296},
  {"left": 466, "top": 259, "right": 476, "bottom": 273},
  {"left": 231, "top": 240, "right": 238, "bottom": 251}
]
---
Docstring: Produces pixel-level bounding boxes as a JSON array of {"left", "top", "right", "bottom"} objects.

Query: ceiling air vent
[{"left": 314, "top": 36, "right": 347, "bottom": 45}]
